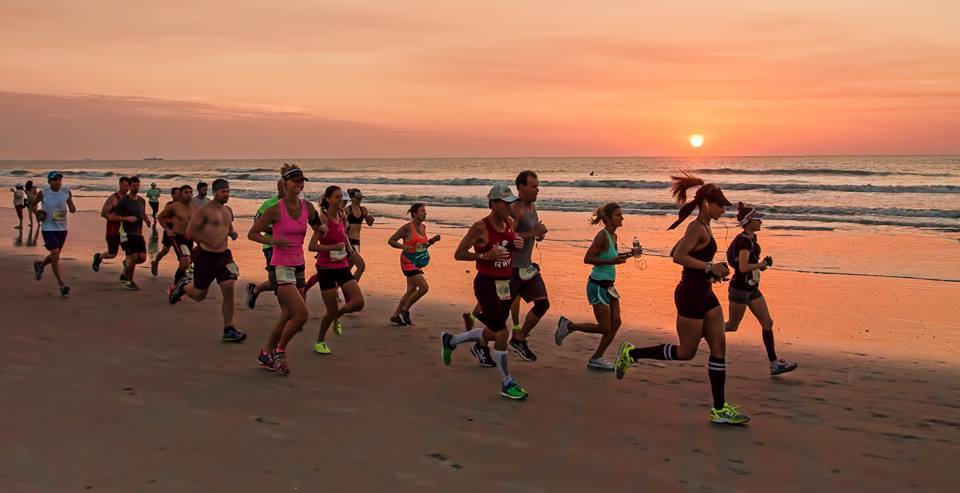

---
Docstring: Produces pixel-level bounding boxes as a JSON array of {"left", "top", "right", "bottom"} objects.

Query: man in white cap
[
  {"left": 440, "top": 185, "right": 529, "bottom": 400},
  {"left": 32, "top": 171, "right": 77, "bottom": 296}
]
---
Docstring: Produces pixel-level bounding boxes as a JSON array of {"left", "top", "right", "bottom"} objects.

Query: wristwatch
[{"left": 704, "top": 261, "right": 713, "bottom": 273}]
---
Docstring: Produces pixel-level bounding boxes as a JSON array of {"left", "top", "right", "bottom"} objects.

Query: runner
[
  {"left": 245, "top": 181, "right": 283, "bottom": 309},
  {"left": 310, "top": 185, "right": 364, "bottom": 355},
  {"left": 92, "top": 176, "right": 130, "bottom": 273},
  {"left": 24, "top": 180, "right": 39, "bottom": 230},
  {"left": 555, "top": 203, "right": 641, "bottom": 370},
  {"left": 247, "top": 164, "right": 324, "bottom": 374},
  {"left": 345, "top": 188, "right": 375, "bottom": 251},
  {"left": 156, "top": 184, "right": 196, "bottom": 285},
  {"left": 31, "top": 172, "right": 77, "bottom": 296},
  {"left": 191, "top": 181, "right": 210, "bottom": 208},
  {"left": 169, "top": 179, "right": 246, "bottom": 343},
  {"left": 387, "top": 203, "right": 440, "bottom": 326},
  {"left": 725, "top": 202, "right": 797, "bottom": 376},
  {"left": 614, "top": 173, "right": 750, "bottom": 425},
  {"left": 146, "top": 182, "right": 161, "bottom": 220},
  {"left": 440, "top": 185, "right": 529, "bottom": 400},
  {"left": 506, "top": 170, "right": 549, "bottom": 361},
  {"left": 151, "top": 187, "right": 182, "bottom": 276},
  {"left": 12, "top": 184, "right": 25, "bottom": 229},
  {"left": 341, "top": 189, "right": 367, "bottom": 282},
  {"left": 116, "top": 176, "right": 152, "bottom": 290}
]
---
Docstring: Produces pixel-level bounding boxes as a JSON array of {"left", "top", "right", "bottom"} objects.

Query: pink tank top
[
  {"left": 315, "top": 213, "right": 350, "bottom": 269},
  {"left": 270, "top": 198, "right": 308, "bottom": 267}
]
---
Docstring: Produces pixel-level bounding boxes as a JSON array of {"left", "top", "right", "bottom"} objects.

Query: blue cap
[{"left": 47, "top": 171, "right": 63, "bottom": 180}]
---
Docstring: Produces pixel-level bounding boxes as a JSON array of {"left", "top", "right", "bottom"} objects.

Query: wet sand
[{"left": 1, "top": 209, "right": 958, "bottom": 492}]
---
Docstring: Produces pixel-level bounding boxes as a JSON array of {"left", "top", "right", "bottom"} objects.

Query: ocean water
[{"left": 2, "top": 156, "right": 959, "bottom": 281}]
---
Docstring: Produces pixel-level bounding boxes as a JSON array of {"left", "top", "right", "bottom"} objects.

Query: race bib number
[
  {"left": 275, "top": 266, "right": 296, "bottom": 284},
  {"left": 749, "top": 270, "right": 761, "bottom": 286},
  {"left": 52, "top": 210, "right": 67, "bottom": 221},
  {"left": 494, "top": 279, "right": 512, "bottom": 301},
  {"left": 226, "top": 262, "right": 240, "bottom": 277},
  {"left": 179, "top": 244, "right": 191, "bottom": 256},
  {"left": 518, "top": 264, "right": 540, "bottom": 281},
  {"left": 607, "top": 286, "right": 620, "bottom": 299},
  {"left": 330, "top": 248, "right": 348, "bottom": 261}
]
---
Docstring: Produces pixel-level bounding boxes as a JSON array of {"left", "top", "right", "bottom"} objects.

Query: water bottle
[{"left": 632, "top": 237, "right": 641, "bottom": 257}]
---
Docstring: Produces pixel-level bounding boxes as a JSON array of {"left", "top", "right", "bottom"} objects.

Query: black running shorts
[{"left": 193, "top": 248, "right": 239, "bottom": 290}]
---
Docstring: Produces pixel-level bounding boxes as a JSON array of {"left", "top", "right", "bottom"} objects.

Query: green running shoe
[
  {"left": 500, "top": 380, "right": 528, "bottom": 400},
  {"left": 710, "top": 403, "right": 751, "bottom": 425},
  {"left": 615, "top": 341, "right": 636, "bottom": 380},
  {"left": 333, "top": 319, "right": 343, "bottom": 336},
  {"left": 440, "top": 332, "right": 454, "bottom": 365},
  {"left": 314, "top": 341, "right": 332, "bottom": 355}
]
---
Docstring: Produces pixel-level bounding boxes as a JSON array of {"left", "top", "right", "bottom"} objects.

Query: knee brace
[{"left": 531, "top": 298, "right": 550, "bottom": 317}]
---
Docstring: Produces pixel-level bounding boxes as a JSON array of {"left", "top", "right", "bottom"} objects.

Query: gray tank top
[{"left": 513, "top": 203, "right": 537, "bottom": 268}]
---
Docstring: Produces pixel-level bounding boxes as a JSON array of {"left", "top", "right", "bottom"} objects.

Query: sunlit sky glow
[{"left": 1, "top": 0, "right": 958, "bottom": 159}]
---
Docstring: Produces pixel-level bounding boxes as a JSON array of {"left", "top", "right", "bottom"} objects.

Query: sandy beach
[{"left": 1, "top": 207, "right": 958, "bottom": 492}]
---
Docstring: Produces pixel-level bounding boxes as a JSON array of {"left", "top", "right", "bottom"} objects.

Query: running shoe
[
  {"left": 710, "top": 403, "right": 751, "bottom": 425},
  {"left": 401, "top": 310, "right": 414, "bottom": 326},
  {"left": 333, "top": 319, "right": 343, "bottom": 336},
  {"left": 150, "top": 260, "right": 158, "bottom": 277},
  {"left": 168, "top": 277, "right": 189, "bottom": 304},
  {"left": 555, "top": 316, "right": 572, "bottom": 346},
  {"left": 245, "top": 283, "right": 258, "bottom": 309},
  {"left": 119, "top": 273, "right": 127, "bottom": 283},
  {"left": 222, "top": 326, "right": 247, "bottom": 343},
  {"left": 587, "top": 357, "right": 615, "bottom": 371},
  {"left": 59, "top": 285, "right": 70, "bottom": 297},
  {"left": 92, "top": 253, "right": 102, "bottom": 272},
  {"left": 614, "top": 341, "right": 636, "bottom": 380},
  {"left": 509, "top": 339, "right": 538, "bottom": 362},
  {"left": 124, "top": 280, "right": 140, "bottom": 291},
  {"left": 390, "top": 314, "right": 407, "bottom": 326},
  {"left": 33, "top": 260, "right": 43, "bottom": 281},
  {"left": 470, "top": 343, "right": 496, "bottom": 368},
  {"left": 440, "top": 331, "right": 454, "bottom": 365},
  {"left": 313, "top": 341, "right": 332, "bottom": 355},
  {"left": 770, "top": 359, "right": 798, "bottom": 376},
  {"left": 257, "top": 350, "right": 274, "bottom": 371},
  {"left": 500, "top": 380, "right": 529, "bottom": 400},
  {"left": 272, "top": 350, "right": 290, "bottom": 375}
]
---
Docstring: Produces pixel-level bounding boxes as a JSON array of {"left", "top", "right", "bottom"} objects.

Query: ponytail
[
  {"left": 589, "top": 202, "right": 621, "bottom": 226},
  {"left": 667, "top": 172, "right": 707, "bottom": 230}
]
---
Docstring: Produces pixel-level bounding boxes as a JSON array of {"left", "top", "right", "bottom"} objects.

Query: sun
[{"left": 689, "top": 134, "right": 705, "bottom": 148}]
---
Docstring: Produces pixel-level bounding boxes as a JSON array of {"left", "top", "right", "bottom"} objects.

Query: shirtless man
[
  {"left": 156, "top": 184, "right": 196, "bottom": 284},
  {"left": 169, "top": 179, "right": 246, "bottom": 343},
  {"left": 92, "top": 176, "right": 130, "bottom": 273},
  {"left": 151, "top": 187, "right": 182, "bottom": 275}
]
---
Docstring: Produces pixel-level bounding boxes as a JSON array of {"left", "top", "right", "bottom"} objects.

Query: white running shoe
[
  {"left": 555, "top": 316, "right": 572, "bottom": 346},
  {"left": 587, "top": 357, "right": 615, "bottom": 371}
]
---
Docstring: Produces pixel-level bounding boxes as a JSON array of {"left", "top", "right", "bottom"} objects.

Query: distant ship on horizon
[{"left": 143, "top": 157, "right": 164, "bottom": 161}]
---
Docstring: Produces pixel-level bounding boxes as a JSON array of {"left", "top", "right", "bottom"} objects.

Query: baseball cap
[
  {"left": 737, "top": 204, "right": 765, "bottom": 226},
  {"left": 487, "top": 185, "right": 518, "bottom": 203},
  {"left": 348, "top": 188, "right": 363, "bottom": 199},
  {"left": 47, "top": 171, "right": 63, "bottom": 180}
]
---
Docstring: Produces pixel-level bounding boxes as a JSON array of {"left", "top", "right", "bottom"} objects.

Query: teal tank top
[{"left": 590, "top": 229, "right": 618, "bottom": 282}]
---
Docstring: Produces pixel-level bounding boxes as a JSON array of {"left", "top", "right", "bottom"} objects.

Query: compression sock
[
  {"left": 493, "top": 349, "right": 511, "bottom": 385},
  {"left": 629, "top": 343, "right": 678, "bottom": 361},
  {"left": 762, "top": 330, "right": 778, "bottom": 362},
  {"left": 450, "top": 328, "right": 485, "bottom": 347},
  {"left": 708, "top": 356, "right": 726, "bottom": 410}
]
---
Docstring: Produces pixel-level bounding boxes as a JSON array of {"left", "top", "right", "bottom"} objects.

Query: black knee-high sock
[
  {"left": 629, "top": 343, "right": 678, "bottom": 361},
  {"left": 174, "top": 267, "right": 185, "bottom": 283},
  {"left": 708, "top": 357, "right": 726, "bottom": 410},
  {"left": 761, "top": 330, "right": 777, "bottom": 362}
]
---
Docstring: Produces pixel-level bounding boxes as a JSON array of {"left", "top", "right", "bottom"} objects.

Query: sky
[{"left": 1, "top": 0, "right": 958, "bottom": 159}]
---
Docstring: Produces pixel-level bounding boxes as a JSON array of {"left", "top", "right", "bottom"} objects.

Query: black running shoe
[
  {"left": 168, "top": 277, "right": 189, "bottom": 304},
  {"left": 245, "top": 283, "right": 258, "bottom": 309},
  {"left": 390, "top": 314, "right": 407, "bottom": 326},
  {"left": 59, "top": 285, "right": 70, "bottom": 297},
  {"left": 92, "top": 253, "right": 102, "bottom": 272},
  {"left": 222, "top": 326, "right": 247, "bottom": 343},
  {"left": 470, "top": 343, "right": 496, "bottom": 368},
  {"left": 509, "top": 339, "right": 538, "bottom": 362},
  {"left": 33, "top": 260, "right": 43, "bottom": 281},
  {"left": 150, "top": 260, "right": 158, "bottom": 277},
  {"left": 401, "top": 310, "right": 414, "bottom": 326},
  {"left": 257, "top": 350, "right": 275, "bottom": 371},
  {"left": 124, "top": 281, "right": 140, "bottom": 291}
]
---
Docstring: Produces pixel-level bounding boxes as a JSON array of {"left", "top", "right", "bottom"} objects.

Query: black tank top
[
  {"left": 681, "top": 235, "right": 717, "bottom": 283},
  {"left": 347, "top": 206, "right": 365, "bottom": 225}
]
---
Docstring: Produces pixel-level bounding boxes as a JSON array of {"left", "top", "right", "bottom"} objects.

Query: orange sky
[{"left": 1, "top": 1, "right": 958, "bottom": 159}]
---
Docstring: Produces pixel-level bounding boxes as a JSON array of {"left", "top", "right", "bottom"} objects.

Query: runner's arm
[
  {"left": 584, "top": 230, "right": 623, "bottom": 265},
  {"left": 247, "top": 205, "right": 280, "bottom": 246},
  {"left": 387, "top": 225, "right": 407, "bottom": 250},
  {"left": 363, "top": 207, "right": 375, "bottom": 226},
  {"left": 454, "top": 222, "right": 488, "bottom": 261},
  {"left": 66, "top": 191, "right": 77, "bottom": 213}
]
